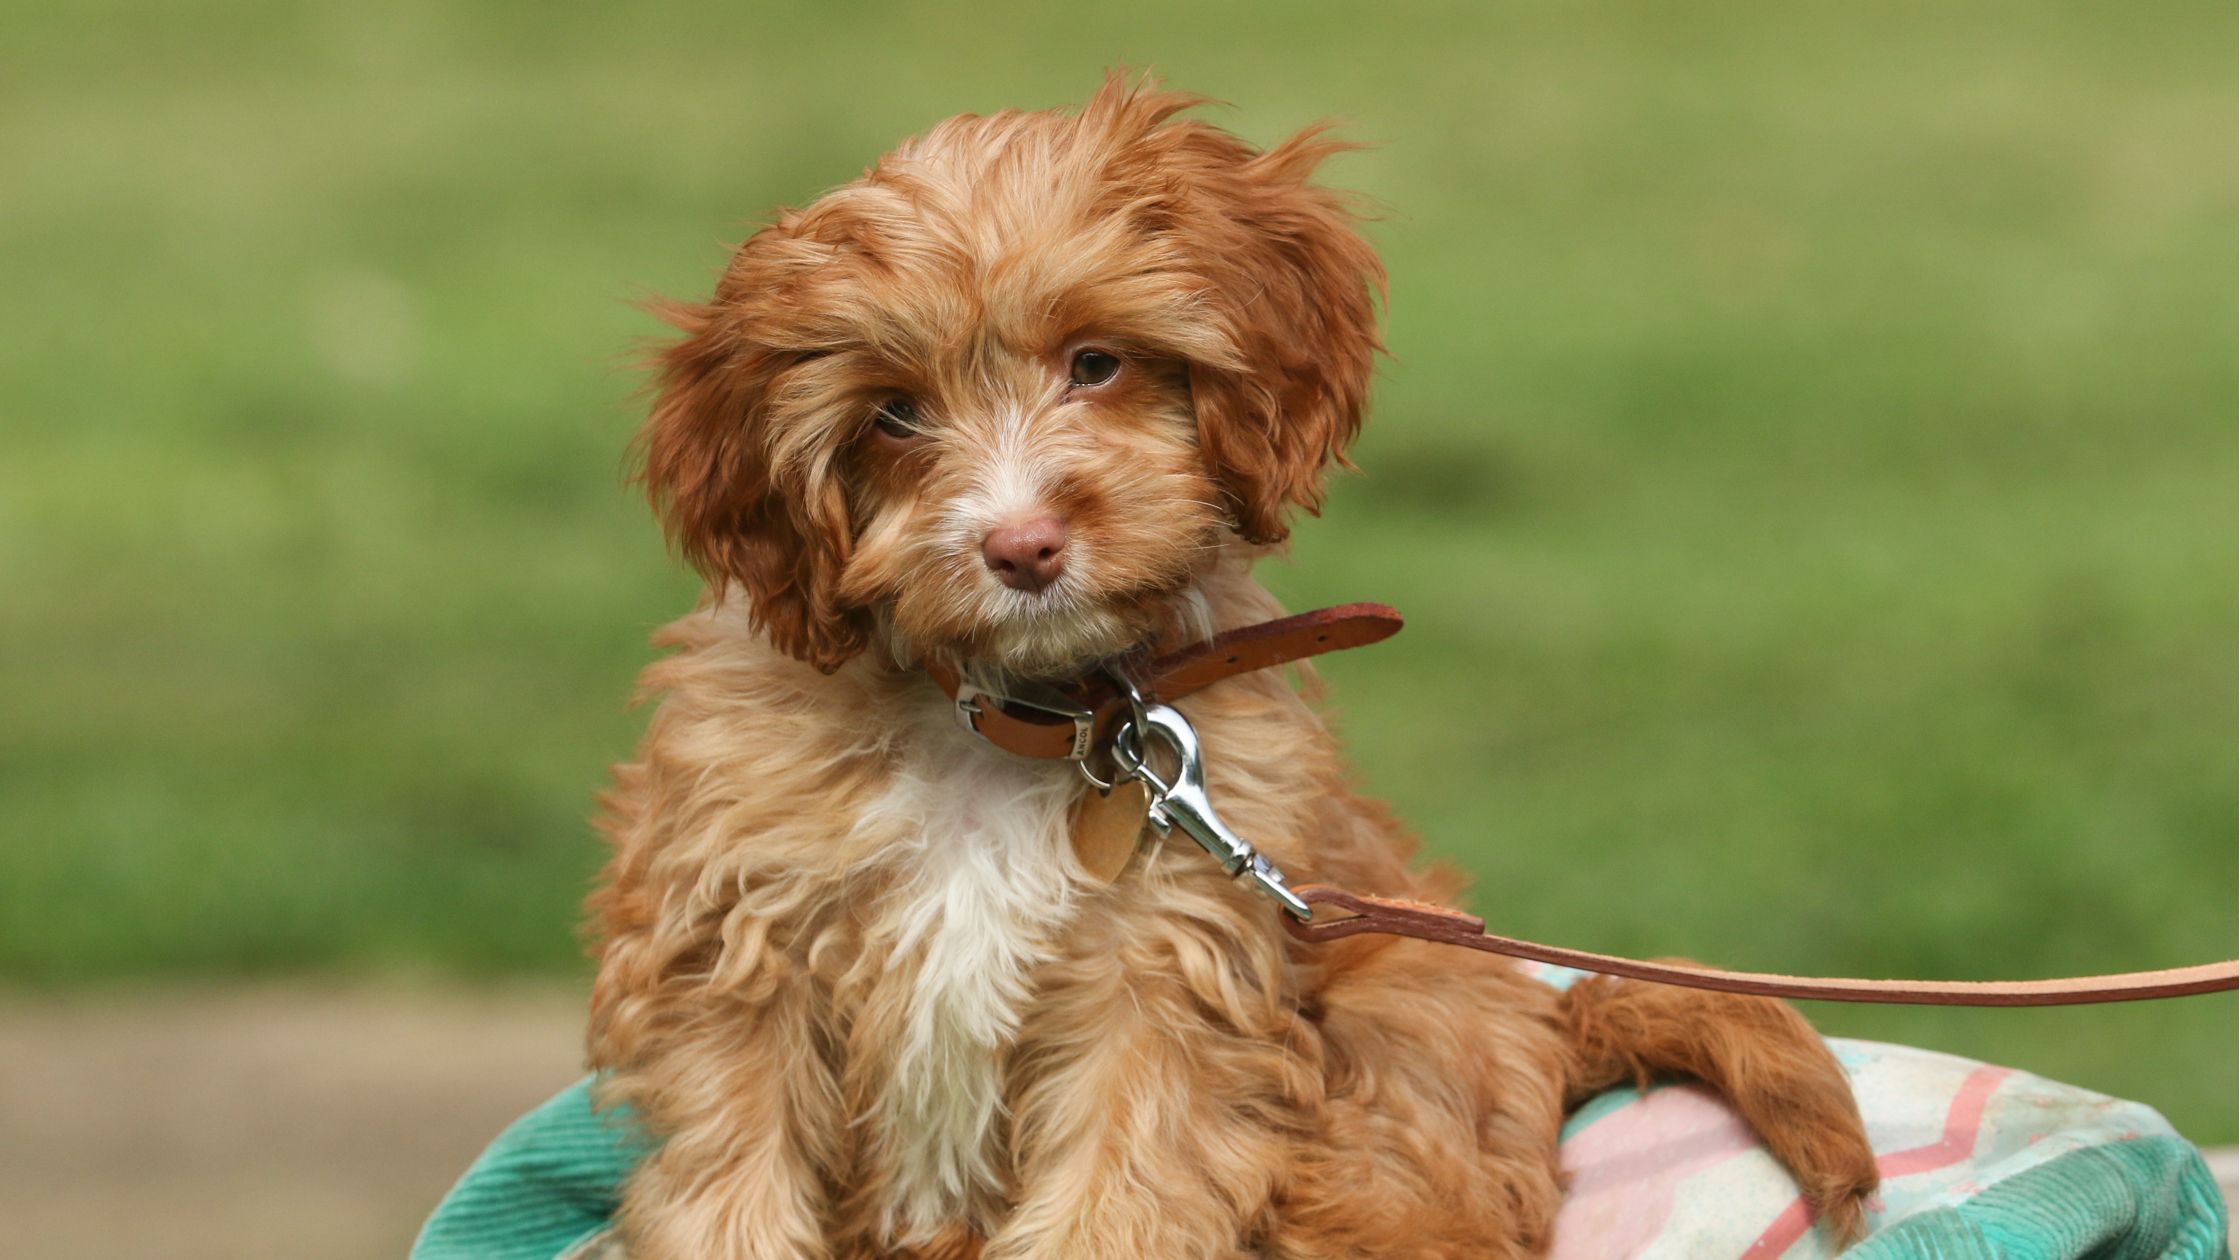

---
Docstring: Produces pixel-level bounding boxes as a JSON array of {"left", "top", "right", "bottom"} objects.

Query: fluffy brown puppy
[{"left": 587, "top": 77, "right": 1878, "bottom": 1260}]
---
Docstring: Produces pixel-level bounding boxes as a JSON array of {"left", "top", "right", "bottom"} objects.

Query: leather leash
[
  {"left": 927, "top": 603, "right": 2240, "bottom": 1008},
  {"left": 1283, "top": 885, "right": 2239, "bottom": 1006}
]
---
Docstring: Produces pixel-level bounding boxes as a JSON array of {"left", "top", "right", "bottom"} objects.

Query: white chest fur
[{"left": 858, "top": 700, "right": 1081, "bottom": 1240}]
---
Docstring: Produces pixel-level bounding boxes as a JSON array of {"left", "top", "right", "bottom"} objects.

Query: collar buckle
[{"left": 952, "top": 679, "right": 1097, "bottom": 760}]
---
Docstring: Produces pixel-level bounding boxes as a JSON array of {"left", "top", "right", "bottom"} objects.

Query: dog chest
[{"left": 861, "top": 713, "right": 1081, "bottom": 1241}]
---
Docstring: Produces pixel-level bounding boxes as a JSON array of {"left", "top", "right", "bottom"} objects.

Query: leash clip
[{"left": 1113, "top": 703, "right": 1312, "bottom": 921}]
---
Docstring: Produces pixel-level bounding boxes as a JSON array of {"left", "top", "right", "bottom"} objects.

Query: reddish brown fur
[{"left": 591, "top": 75, "right": 1875, "bottom": 1259}]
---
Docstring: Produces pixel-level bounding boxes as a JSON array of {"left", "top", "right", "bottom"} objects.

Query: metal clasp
[{"left": 1112, "top": 703, "right": 1312, "bottom": 921}]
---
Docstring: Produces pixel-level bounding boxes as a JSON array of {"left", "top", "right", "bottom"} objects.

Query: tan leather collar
[{"left": 923, "top": 603, "right": 1403, "bottom": 760}]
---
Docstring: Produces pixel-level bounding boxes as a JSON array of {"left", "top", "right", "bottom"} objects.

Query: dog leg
[
  {"left": 1559, "top": 970, "right": 1879, "bottom": 1245},
  {"left": 986, "top": 895, "right": 1313, "bottom": 1260},
  {"left": 1265, "top": 936, "right": 1571, "bottom": 1260},
  {"left": 599, "top": 980, "right": 845, "bottom": 1260}
]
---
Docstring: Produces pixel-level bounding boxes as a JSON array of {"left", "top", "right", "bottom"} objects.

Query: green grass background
[{"left": 5, "top": 2, "right": 2233, "bottom": 1139}]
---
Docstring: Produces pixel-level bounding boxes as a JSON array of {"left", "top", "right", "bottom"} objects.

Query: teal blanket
[{"left": 418, "top": 1022, "right": 2228, "bottom": 1258}]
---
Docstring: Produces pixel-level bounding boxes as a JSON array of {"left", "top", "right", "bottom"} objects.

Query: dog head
[{"left": 638, "top": 77, "right": 1383, "bottom": 676}]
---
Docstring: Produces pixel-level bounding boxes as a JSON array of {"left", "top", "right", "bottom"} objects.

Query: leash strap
[
  {"left": 1283, "top": 884, "right": 2240, "bottom": 1006},
  {"left": 923, "top": 603, "right": 1403, "bottom": 760},
  {"left": 927, "top": 601, "right": 2238, "bottom": 1007}
]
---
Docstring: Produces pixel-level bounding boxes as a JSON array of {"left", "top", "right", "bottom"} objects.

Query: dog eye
[
  {"left": 1068, "top": 349, "right": 1121, "bottom": 388},
  {"left": 871, "top": 397, "right": 922, "bottom": 439}
]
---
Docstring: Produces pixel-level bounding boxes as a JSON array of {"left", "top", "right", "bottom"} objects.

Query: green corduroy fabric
[
  {"left": 413, "top": 1076, "right": 648, "bottom": 1260},
  {"left": 1851, "top": 1136, "right": 2232, "bottom": 1260}
]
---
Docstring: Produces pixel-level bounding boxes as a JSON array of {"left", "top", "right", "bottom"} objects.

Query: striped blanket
[{"left": 419, "top": 971, "right": 2228, "bottom": 1258}]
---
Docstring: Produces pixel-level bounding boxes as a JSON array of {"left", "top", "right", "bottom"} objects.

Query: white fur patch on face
[
  {"left": 971, "top": 405, "right": 1049, "bottom": 525},
  {"left": 946, "top": 402, "right": 1066, "bottom": 550},
  {"left": 858, "top": 691, "right": 1081, "bottom": 1242}
]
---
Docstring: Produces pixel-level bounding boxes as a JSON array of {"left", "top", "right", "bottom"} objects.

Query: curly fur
[{"left": 589, "top": 75, "right": 1877, "bottom": 1259}]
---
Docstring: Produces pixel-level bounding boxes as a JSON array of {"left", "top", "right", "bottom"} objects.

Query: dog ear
[
  {"left": 1168, "top": 121, "right": 1385, "bottom": 544},
  {"left": 635, "top": 281, "right": 864, "bottom": 672}
]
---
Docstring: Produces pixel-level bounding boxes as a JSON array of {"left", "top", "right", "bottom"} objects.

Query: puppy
[{"left": 587, "top": 77, "right": 1878, "bottom": 1259}]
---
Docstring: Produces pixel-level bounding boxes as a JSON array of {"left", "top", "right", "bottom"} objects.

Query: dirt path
[
  {"left": 0, "top": 986, "right": 586, "bottom": 1260},
  {"left": 2, "top": 988, "right": 2231, "bottom": 1258}
]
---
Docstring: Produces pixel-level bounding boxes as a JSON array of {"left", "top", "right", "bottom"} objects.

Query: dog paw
[{"left": 1806, "top": 1163, "right": 1880, "bottom": 1249}]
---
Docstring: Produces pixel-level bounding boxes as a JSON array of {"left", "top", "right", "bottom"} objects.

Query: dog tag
[{"left": 1069, "top": 781, "right": 1150, "bottom": 882}]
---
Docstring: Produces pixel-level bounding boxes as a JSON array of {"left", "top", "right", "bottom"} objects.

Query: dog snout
[{"left": 981, "top": 517, "right": 1068, "bottom": 592}]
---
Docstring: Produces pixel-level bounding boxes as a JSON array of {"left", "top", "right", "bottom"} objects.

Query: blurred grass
[{"left": 3, "top": 1, "right": 2232, "bottom": 1138}]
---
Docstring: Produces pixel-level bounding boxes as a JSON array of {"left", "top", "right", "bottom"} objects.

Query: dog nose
[{"left": 982, "top": 518, "right": 1068, "bottom": 592}]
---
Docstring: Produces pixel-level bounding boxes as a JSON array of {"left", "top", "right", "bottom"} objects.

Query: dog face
[{"left": 638, "top": 78, "right": 1383, "bottom": 675}]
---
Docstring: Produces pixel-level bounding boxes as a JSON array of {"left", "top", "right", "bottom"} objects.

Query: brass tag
[{"left": 1069, "top": 781, "right": 1150, "bottom": 882}]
